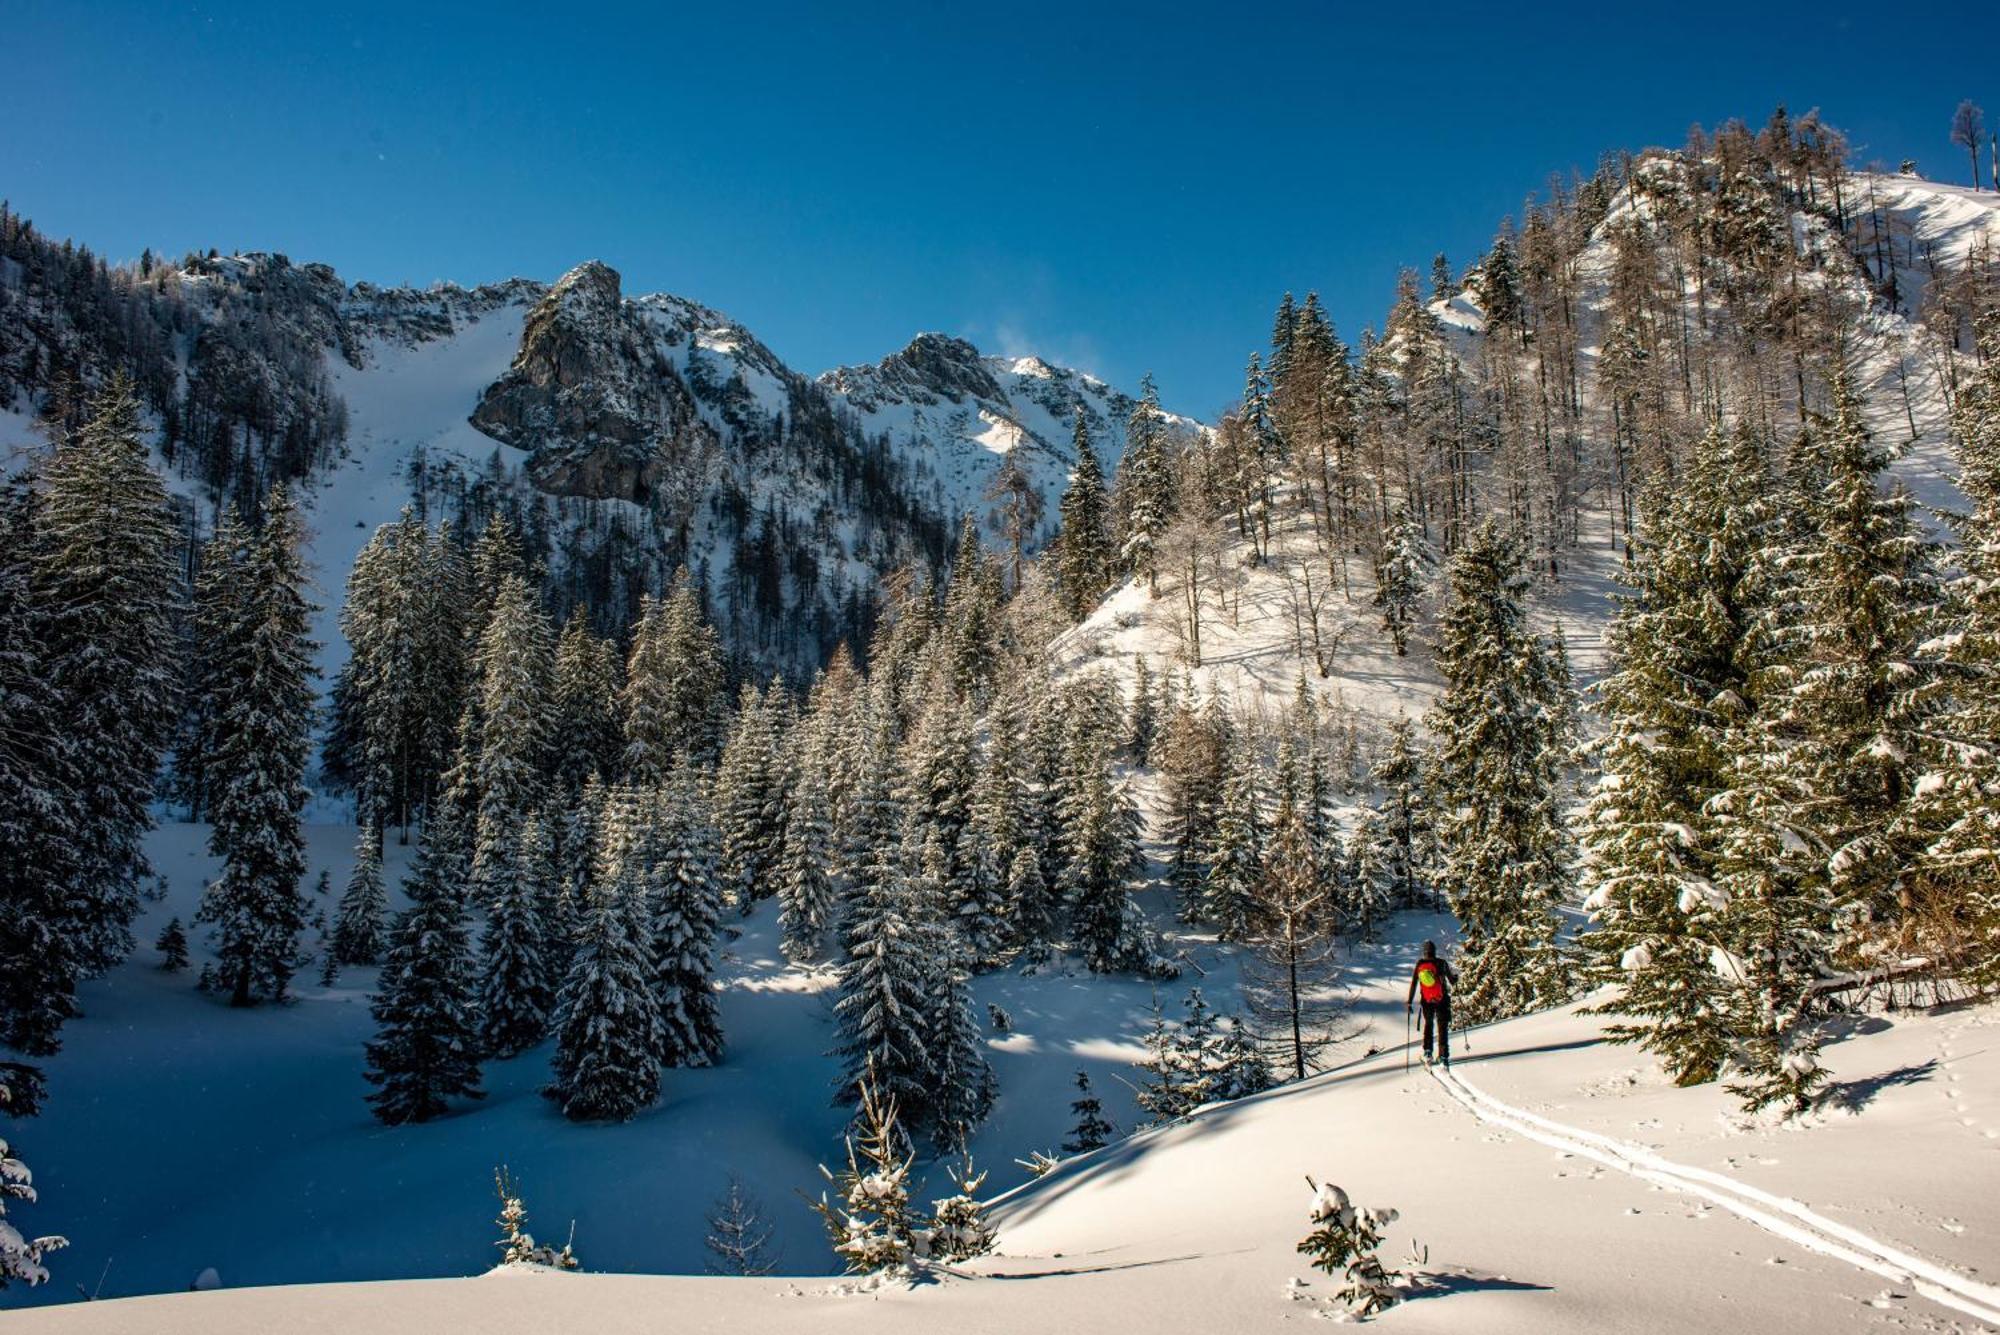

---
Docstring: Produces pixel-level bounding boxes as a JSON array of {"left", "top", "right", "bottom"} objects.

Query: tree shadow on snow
[
  {"left": 1401, "top": 1267, "right": 1555, "bottom": 1301},
  {"left": 1820, "top": 1058, "right": 1938, "bottom": 1114}
]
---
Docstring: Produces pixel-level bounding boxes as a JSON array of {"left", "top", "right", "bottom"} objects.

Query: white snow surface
[{"left": 13, "top": 829, "right": 1996, "bottom": 1332}]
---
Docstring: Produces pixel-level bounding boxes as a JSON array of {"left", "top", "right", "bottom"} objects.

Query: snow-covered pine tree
[
  {"left": 1061, "top": 1069, "right": 1115, "bottom": 1153},
  {"left": 778, "top": 774, "right": 839, "bottom": 965},
  {"left": 1581, "top": 424, "right": 1770, "bottom": 1086},
  {"left": 1134, "top": 995, "right": 1193, "bottom": 1124},
  {"left": 810, "top": 1061, "right": 916, "bottom": 1278},
  {"left": 1343, "top": 810, "right": 1394, "bottom": 942},
  {"left": 0, "top": 482, "right": 89, "bottom": 1084},
  {"left": 197, "top": 485, "right": 319, "bottom": 1007},
  {"left": 1157, "top": 688, "right": 1226, "bottom": 921},
  {"left": 178, "top": 514, "right": 248, "bottom": 823},
  {"left": 1908, "top": 310, "right": 2000, "bottom": 988},
  {"left": 25, "top": 375, "right": 181, "bottom": 984},
  {"left": 924, "top": 1159, "right": 995, "bottom": 1263},
  {"left": 1373, "top": 504, "right": 1434, "bottom": 656},
  {"left": 941, "top": 512, "right": 1004, "bottom": 703},
  {"left": 363, "top": 813, "right": 485, "bottom": 1124},
  {"left": 1053, "top": 408, "right": 1115, "bottom": 620},
  {"left": 548, "top": 611, "right": 623, "bottom": 798},
  {"left": 1118, "top": 373, "right": 1175, "bottom": 592},
  {"left": 646, "top": 774, "right": 726, "bottom": 1068},
  {"left": 156, "top": 917, "right": 190, "bottom": 972},
  {"left": 546, "top": 877, "right": 662, "bottom": 1123},
  {"left": 1775, "top": 369, "right": 1943, "bottom": 934},
  {"left": 714, "top": 681, "right": 787, "bottom": 912},
  {"left": 1210, "top": 1016, "right": 1274, "bottom": 1100},
  {"left": 921, "top": 936, "right": 997, "bottom": 1152},
  {"left": 1425, "top": 520, "right": 1574, "bottom": 1023},
  {"left": 479, "top": 809, "right": 556, "bottom": 1059},
  {"left": 1298, "top": 1179, "right": 1402, "bottom": 1318},
  {"left": 1370, "top": 716, "right": 1433, "bottom": 910},
  {"left": 1127, "top": 654, "right": 1159, "bottom": 763},
  {"left": 1204, "top": 737, "right": 1265, "bottom": 941},
  {"left": 0, "top": 1081, "right": 65, "bottom": 1288},
  {"left": 831, "top": 843, "right": 932, "bottom": 1122},
  {"left": 1060, "top": 739, "right": 1153, "bottom": 973},
  {"left": 621, "top": 575, "right": 725, "bottom": 786},
  {"left": 332, "top": 823, "right": 389, "bottom": 966},
  {"left": 470, "top": 574, "right": 554, "bottom": 908}
]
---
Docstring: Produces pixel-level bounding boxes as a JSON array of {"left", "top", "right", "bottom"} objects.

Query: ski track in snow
[{"left": 1428, "top": 1064, "right": 2000, "bottom": 1329}]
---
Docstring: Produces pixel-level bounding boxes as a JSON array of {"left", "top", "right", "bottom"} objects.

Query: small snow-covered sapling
[{"left": 1298, "top": 1176, "right": 1402, "bottom": 1317}]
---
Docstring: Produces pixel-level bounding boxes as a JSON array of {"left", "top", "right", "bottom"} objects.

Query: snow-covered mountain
[{"left": 0, "top": 228, "right": 1197, "bottom": 678}]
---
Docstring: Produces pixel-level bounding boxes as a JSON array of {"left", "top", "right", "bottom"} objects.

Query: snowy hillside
[
  {"left": 0, "top": 233, "right": 1198, "bottom": 679},
  {"left": 15, "top": 892, "right": 1995, "bottom": 1333}
]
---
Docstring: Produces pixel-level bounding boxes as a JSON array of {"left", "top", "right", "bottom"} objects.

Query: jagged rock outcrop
[
  {"left": 469, "top": 260, "right": 718, "bottom": 503},
  {"left": 819, "top": 332, "right": 1006, "bottom": 411}
]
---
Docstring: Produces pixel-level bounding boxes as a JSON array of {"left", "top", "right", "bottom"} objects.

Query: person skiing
[{"left": 1406, "top": 940, "right": 1454, "bottom": 1068}]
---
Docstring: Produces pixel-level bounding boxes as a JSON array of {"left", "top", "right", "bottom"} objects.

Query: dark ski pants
[{"left": 1420, "top": 1000, "right": 1451, "bottom": 1065}]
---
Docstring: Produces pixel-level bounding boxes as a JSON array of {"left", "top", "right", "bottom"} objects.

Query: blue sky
[{"left": 4, "top": 1, "right": 1994, "bottom": 414}]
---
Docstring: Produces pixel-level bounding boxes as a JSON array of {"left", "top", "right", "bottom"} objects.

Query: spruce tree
[
  {"left": 156, "top": 917, "right": 190, "bottom": 972},
  {"left": 1373, "top": 505, "right": 1433, "bottom": 656},
  {"left": 546, "top": 878, "right": 662, "bottom": 1123},
  {"left": 1060, "top": 746, "right": 1153, "bottom": 973},
  {"left": 1909, "top": 311, "right": 2000, "bottom": 987},
  {"left": 332, "top": 824, "right": 389, "bottom": 966},
  {"left": 1203, "top": 740, "right": 1264, "bottom": 940},
  {"left": 1581, "top": 425, "right": 1769, "bottom": 1085},
  {"left": 364, "top": 814, "right": 485, "bottom": 1124},
  {"left": 479, "top": 810, "right": 557, "bottom": 1059},
  {"left": 1061, "top": 1069, "right": 1115, "bottom": 1153},
  {"left": 1053, "top": 408, "right": 1114, "bottom": 620},
  {"left": 1370, "top": 717, "right": 1433, "bottom": 910},
  {"left": 0, "top": 1081, "right": 66, "bottom": 1288},
  {"left": 714, "top": 682, "right": 787, "bottom": 911},
  {"left": 549, "top": 612, "right": 624, "bottom": 797},
  {"left": 646, "top": 775, "right": 726, "bottom": 1068},
  {"left": 198, "top": 485, "right": 319, "bottom": 1007},
  {"left": 0, "top": 481, "right": 88, "bottom": 1080},
  {"left": 778, "top": 777, "right": 839, "bottom": 964},
  {"left": 832, "top": 845, "right": 932, "bottom": 1121},
  {"left": 1425, "top": 521, "right": 1574, "bottom": 1022},
  {"left": 26, "top": 375, "right": 181, "bottom": 981},
  {"left": 1117, "top": 374, "right": 1174, "bottom": 592},
  {"left": 923, "top": 939, "right": 997, "bottom": 1152},
  {"left": 470, "top": 575, "right": 554, "bottom": 908}
]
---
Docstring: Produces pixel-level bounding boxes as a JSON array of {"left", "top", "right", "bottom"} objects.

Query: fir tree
[
  {"left": 1060, "top": 748, "right": 1153, "bottom": 973},
  {"left": 26, "top": 375, "right": 181, "bottom": 984},
  {"left": 1425, "top": 521, "right": 1574, "bottom": 1023},
  {"left": 645, "top": 775, "right": 726, "bottom": 1068},
  {"left": 1371, "top": 717, "right": 1433, "bottom": 910},
  {"left": 469, "top": 575, "right": 554, "bottom": 908},
  {"left": 1581, "top": 425, "right": 1769, "bottom": 1086},
  {"left": 1117, "top": 373, "right": 1174, "bottom": 592},
  {"left": 831, "top": 845, "right": 932, "bottom": 1120},
  {"left": 155, "top": 917, "right": 189, "bottom": 972},
  {"left": 547, "top": 881, "right": 662, "bottom": 1123},
  {"left": 1203, "top": 740, "right": 1264, "bottom": 940},
  {"left": 778, "top": 778, "right": 839, "bottom": 964},
  {"left": 714, "top": 682, "right": 788, "bottom": 911},
  {"left": 1374, "top": 505, "right": 1434, "bottom": 656},
  {"left": 479, "top": 811, "right": 557, "bottom": 1059},
  {"left": 1061, "top": 1069, "right": 1115, "bottom": 1153},
  {"left": 332, "top": 824, "right": 389, "bottom": 966},
  {"left": 922, "top": 939, "right": 997, "bottom": 1152},
  {"left": 1053, "top": 408, "right": 1114, "bottom": 620},
  {"left": 0, "top": 1082, "right": 66, "bottom": 1289},
  {"left": 363, "top": 814, "right": 485, "bottom": 1125},
  {"left": 197, "top": 485, "right": 319, "bottom": 1007},
  {"left": 810, "top": 1062, "right": 916, "bottom": 1278},
  {"left": 924, "top": 1159, "right": 995, "bottom": 1263},
  {"left": 549, "top": 612, "right": 624, "bottom": 797}
]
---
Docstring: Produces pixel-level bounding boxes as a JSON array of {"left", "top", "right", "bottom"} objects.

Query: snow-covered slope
[
  {"left": 16, "top": 896, "right": 1995, "bottom": 1333},
  {"left": 822, "top": 333, "right": 1204, "bottom": 544}
]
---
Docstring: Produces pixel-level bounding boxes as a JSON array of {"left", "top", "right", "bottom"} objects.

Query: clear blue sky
[{"left": 4, "top": 1, "right": 1993, "bottom": 415}]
